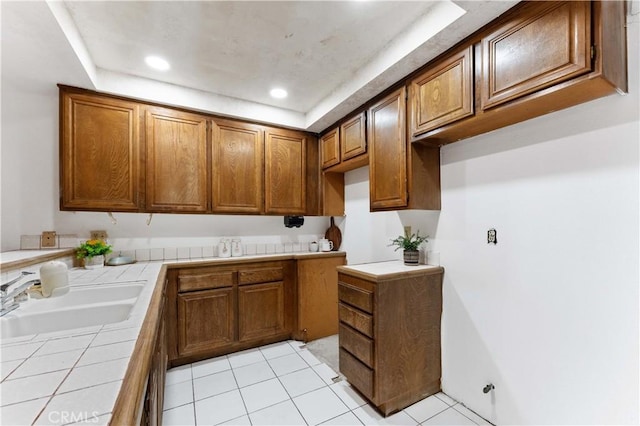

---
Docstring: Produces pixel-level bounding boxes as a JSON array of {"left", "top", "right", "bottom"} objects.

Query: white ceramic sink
[
  {"left": 0, "top": 282, "right": 144, "bottom": 339},
  {"left": 19, "top": 282, "right": 144, "bottom": 312}
]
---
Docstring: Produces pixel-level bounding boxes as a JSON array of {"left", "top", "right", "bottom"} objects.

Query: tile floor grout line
[{"left": 228, "top": 357, "right": 251, "bottom": 423}]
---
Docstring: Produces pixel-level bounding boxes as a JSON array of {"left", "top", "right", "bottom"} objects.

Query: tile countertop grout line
[{"left": 18, "top": 330, "right": 103, "bottom": 425}]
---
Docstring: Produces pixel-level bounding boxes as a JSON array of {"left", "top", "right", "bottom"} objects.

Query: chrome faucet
[{"left": 1, "top": 274, "right": 39, "bottom": 317}]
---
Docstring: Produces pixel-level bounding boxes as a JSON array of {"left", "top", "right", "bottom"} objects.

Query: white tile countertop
[
  {"left": 0, "top": 251, "right": 346, "bottom": 425},
  {"left": 0, "top": 262, "right": 164, "bottom": 425},
  {"left": 337, "top": 260, "right": 444, "bottom": 281}
]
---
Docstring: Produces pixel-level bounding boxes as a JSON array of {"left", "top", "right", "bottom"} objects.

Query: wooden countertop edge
[
  {"left": 336, "top": 264, "right": 445, "bottom": 281},
  {"left": 0, "top": 249, "right": 76, "bottom": 271},
  {"left": 110, "top": 265, "right": 168, "bottom": 425},
  {"left": 163, "top": 251, "right": 346, "bottom": 268}
]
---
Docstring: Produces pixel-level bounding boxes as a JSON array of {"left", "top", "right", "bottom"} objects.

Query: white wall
[
  {"left": 341, "top": 17, "right": 639, "bottom": 426},
  {"left": 0, "top": 2, "right": 327, "bottom": 252}
]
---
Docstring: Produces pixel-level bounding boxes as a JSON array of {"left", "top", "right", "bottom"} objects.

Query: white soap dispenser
[
  {"left": 231, "top": 238, "right": 243, "bottom": 257},
  {"left": 218, "top": 238, "right": 232, "bottom": 258}
]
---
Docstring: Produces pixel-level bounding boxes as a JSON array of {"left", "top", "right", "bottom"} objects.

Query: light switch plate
[
  {"left": 90, "top": 230, "right": 108, "bottom": 240},
  {"left": 41, "top": 231, "right": 57, "bottom": 248},
  {"left": 404, "top": 226, "right": 412, "bottom": 236}
]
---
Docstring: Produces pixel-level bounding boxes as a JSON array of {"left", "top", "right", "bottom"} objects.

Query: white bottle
[
  {"left": 231, "top": 239, "right": 243, "bottom": 257},
  {"left": 39, "top": 261, "right": 69, "bottom": 297},
  {"left": 218, "top": 239, "right": 232, "bottom": 258}
]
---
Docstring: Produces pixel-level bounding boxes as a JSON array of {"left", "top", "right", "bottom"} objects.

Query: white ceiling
[{"left": 3, "top": 1, "right": 518, "bottom": 132}]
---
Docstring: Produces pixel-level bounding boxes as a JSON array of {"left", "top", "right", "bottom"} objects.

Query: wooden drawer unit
[
  {"left": 339, "top": 303, "right": 373, "bottom": 337},
  {"left": 177, "top": 268, "right": 234, "bottom": 292},
  {"left": 339, "top": 348, "right": 374, "bottom": 400},
  {"left": 238, "top": 266, "right": 284, "bottom": 285},
  {"left": 339, "top": 323, "right": 373, "bottom": 367},
  {"left": 338, "top": 279, "right": 373, "bottom": 313},
  {"left": 337, "top": 264, "right": 444, "bottom": 416}
]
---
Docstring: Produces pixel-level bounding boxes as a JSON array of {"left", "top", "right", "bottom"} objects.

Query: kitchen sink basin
[
  {"left": 19, "top": 282, "right": 144, "bottom": 312},
  {"left": 0, "top": 282, "right": 144, "bottom": 339},
  {"left": 0, "top": 302, "right": 135, "bottom": 338}
]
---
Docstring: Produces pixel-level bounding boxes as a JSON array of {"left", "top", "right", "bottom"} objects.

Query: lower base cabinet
[
  {"left": 239, "top": 281, "right": 286, "bottom": 342},
  {"left": 143, "top": 311, "right": 167, "bottom": 426},
  {"left": 167, "top": 261, "right": 296, "bottom": 364},
  {"left": 177, "top": 288, "right": 235, "bottom": 354},
  {"left": 337, "top": 264, "right": 444, "bottom": 416}
]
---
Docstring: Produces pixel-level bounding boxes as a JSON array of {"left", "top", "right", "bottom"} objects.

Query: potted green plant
[
  {"left": 389, "top": 230, "right": 428, "bottom": 266},
  {"left": 76, "top": 239, "right": 112, "bottom": 269}
]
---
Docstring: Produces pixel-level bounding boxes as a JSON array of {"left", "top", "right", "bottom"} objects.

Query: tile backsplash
[{"left": 120, "top": 240, "right": 317, "bottom": 263}]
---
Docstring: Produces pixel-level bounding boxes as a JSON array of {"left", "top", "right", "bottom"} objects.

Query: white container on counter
[
  {"left": 218, "top": 239, "right": 232, "bottom": 258},
  {"left": 231, "top": 239, "right": 243, "bottom": 257},
  {"left": 39, "top": 261, "right": 69, "bottom": 297}
]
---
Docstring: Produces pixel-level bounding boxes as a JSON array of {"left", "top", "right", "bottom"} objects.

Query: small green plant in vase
[
  {"left": 389, "top": 230, "right": 428, "bottom": 266},
  {"left": 76, "top": 239, "right": 112, "bottom": 269}
]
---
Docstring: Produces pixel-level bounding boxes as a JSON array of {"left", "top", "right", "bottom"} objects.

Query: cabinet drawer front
[
  {"left": 339, "top": 324, "right": 373, "bottom": 368},
  {"left": 178, "top": 270, "right": 234, "bottom": 292},
  {"left": 338, "top": 283, "right": 373, "bottom": 313},
  {"left": 339, "top": 303, "right": 373, "bottom": 338},
  {"left": 339, "top": 348, "right": 374, "bottom": 400},
  {"left": 238, "top": 267, "right": 284, "bottom": 285}
]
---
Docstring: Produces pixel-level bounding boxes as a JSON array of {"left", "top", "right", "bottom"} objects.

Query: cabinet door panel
[
  {"left": 61, "top": 92, "right": 140, "bottom": 211},
  {"left": 320, "top": 128, "right": 340, "bottom": 169},
  {"left": 368, "top": 87, "right": 407, "bottom": 210},
  {"left": 212, "top": 119, "right": 263, "bottom": 213},
  {"left": 177, "top": 288, "right": 234, "bottom": 357},
  {"left": 482, "top": 1, "right": 591, "bottom": 109},
  {"left": 238, "top": 282, "right": 285, "bottom": 342},
  {"left": 410, "top": 46, "right": 473, "bottom": 136},
  {"left": 340, "top": 112, "right": 367, "bottom": 161},
  {"left": 146, "top": 108, "right": 208, "bottom": 212},
  {"left": 264, "top": 130, "right": 306, "bottom": 214}
]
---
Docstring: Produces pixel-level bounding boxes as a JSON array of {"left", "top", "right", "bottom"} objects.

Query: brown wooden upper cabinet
[
  {"left": 481, "top": 1, "right": 592, "bottom": 110},
  {"left": 211, "top": 119, "right": 263, "bottom": 214},
  {"left": 368, "top": 88, "right": 408, "bottom": 210},
  {"left": 409, "top": 46, "right": 474, "bottom": 138},
  {"left": 320, "top": 128, "right": 340, "bottom": 169},
  {"left": 264, "top": 128, "right": 307, "bottom": 215},
  {"left": 145, "top": 107, "right": 209, "bottom": 213},
  {"left": 368, "top": 87, "right": 441, "bottom": 212},
  {"left": 321, "top": 112, "right": 367, "bottom": 171},
  {"left": 60, "top": 90, "right": 141, "bottom": 211}
]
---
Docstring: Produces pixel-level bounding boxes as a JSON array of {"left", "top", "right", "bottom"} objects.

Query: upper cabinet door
[
  {"left": 409, "top": 46, "right": 474, "bottom": 137},
  {"left": 264, "top": 129, "right": 307, "bottom": 215},
  {"left": 368, "top": 87, "right": 407, "bottom": 211},
  {"left": 481, "top": 1, "right": 591, "bottom": 110},
  {"left": 211, "top": 119, "right": 264, "bottom": 213},
  {"left": 61, "top": 91, "right": 141, "bottom": 211},
  {"left": 146, "top": 107, "right": 208, "bottom": 213},
  {"left": 340, "top": 112, "right": 367, "bottom": 162},
  {"left": 320, "top": 128, "right": 340, "bottom": 169}
]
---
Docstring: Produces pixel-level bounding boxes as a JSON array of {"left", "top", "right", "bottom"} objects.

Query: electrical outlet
[
  {"left": 90, "top": 230, "right": 108, "bottom": 240},
  {"left": 41, "top": 231, "right": 57, "bottom": 248},
  {"left": 487, "top": 228, "right": 497, "bottom": 244},
  {"left": 404, "top": 226, "right": 412, "bottom": 236}
]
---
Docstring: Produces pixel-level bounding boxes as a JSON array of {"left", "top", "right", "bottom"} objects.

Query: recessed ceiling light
[
  {"left": 145, "top": 56, "right": 170, "bottom": 71},
  {"left": 270, "top": 88, "right": 288, "bottom": 99}
]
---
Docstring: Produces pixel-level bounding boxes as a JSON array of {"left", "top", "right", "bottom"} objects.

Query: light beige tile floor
[{"left": 162, "top": 340, "right": 492, "bottom": 426}]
